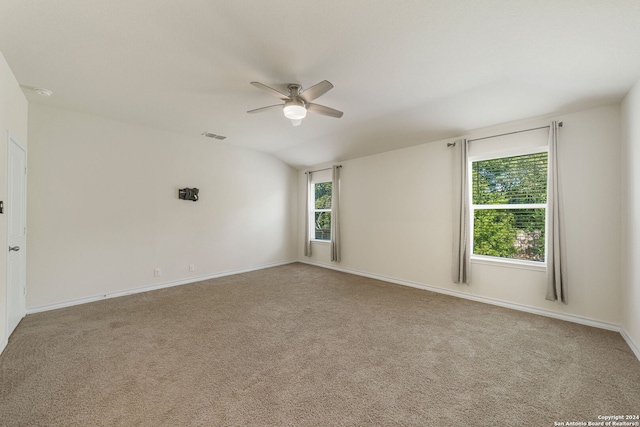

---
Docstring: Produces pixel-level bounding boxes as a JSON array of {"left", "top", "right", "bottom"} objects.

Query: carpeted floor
[{"left": 1, "top": 263, "right": 639, "bottom": 426}]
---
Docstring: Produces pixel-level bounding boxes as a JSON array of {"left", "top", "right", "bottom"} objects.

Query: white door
[{"left": 7, "top": 135, "right": 26, "bottom": 337}]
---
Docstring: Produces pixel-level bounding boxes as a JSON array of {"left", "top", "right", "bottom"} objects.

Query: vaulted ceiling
[{"left": 2, "top": 1, "right": 640, "bottom": 168}]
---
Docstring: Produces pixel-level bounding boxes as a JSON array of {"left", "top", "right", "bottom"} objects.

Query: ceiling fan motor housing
[{"left": 287, "top": 84, "right": 302, "bottom": 96}]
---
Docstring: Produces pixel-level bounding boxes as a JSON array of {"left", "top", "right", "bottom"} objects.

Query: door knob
[{"left": 9, "top": 246, "right": 20, "bottom": 252}]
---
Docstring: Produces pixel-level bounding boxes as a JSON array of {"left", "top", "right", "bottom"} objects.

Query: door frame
[{"left": 6, "top": 132, "right": 27, "bottom": 340}]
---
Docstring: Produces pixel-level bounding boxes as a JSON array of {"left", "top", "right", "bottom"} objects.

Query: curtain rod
[
  {"left": 447, "top": 122, "right": 563, "bottom": 147},
  {"left": 305, "top": 165, "right": 342, "bottom": 174}
]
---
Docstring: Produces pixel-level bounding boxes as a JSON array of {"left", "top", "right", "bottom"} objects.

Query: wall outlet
[
  {"left": 189, "top": 264, "right": 195, "bottom": 272},
  {"left": 154, "top": 268, "right": 162, "bottom": 277}
]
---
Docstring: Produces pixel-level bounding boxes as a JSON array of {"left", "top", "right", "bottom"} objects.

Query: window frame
[
  {"left": 468, "top": 145, "right": 549, "bottom": 269},
  {"left": 310, "top": 179, "right": 332, "bottom": 243}
]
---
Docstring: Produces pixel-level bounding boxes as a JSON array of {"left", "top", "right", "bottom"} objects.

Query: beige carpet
[{"left": 1, "top": 263, "right": 639, "bottom": 426}]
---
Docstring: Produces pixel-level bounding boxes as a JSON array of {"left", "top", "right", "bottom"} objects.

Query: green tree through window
[
  {"left": 314, "top": 182, "right": 332, "bottom": 240},
  {"left": 472, "top": 152, "right": 548, "bottom": 261}
]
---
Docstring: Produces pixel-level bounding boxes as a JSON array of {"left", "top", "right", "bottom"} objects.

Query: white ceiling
[{"left": 2, "top": 0, "right": 640, "bottom": 169}]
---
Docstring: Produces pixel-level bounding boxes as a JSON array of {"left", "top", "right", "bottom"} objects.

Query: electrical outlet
[
  {"left": 154, "top": 268, "right": 162, "bottom": 277},
  {"left": 189, "top": 264, "right": 195, "bottom": 272}
]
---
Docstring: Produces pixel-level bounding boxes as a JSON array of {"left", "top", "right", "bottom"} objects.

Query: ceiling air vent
[{"left": 201, "top": 131, "right": 227, "bottom": 140}]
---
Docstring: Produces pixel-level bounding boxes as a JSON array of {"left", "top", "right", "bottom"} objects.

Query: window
[
  {"left": 312, "top": 181, "right": 332, "bottom": 241},
  {"left": 470, "top": 149, "right": 548, "bottom": 263}
]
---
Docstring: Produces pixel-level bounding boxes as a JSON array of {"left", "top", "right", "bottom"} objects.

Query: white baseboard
[
  {"left": 0, "top": 337, "right": 7, "bottom": 356},
  {"left": 620, "top": 327, "right": 640, "bottom": 361},
  {"left": 27, "top": 260, "right": 297, "bottom": 315},
  {"left": 299, "top": 260, "right": 621, "bottom": 332}
]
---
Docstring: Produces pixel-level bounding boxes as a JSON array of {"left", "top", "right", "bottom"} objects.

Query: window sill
[
  {"left": 311, "top": 239, "right": 331, "bottom": 244},
  {"left": 471, "top": 255, "right": 546, "bottom": 272}
]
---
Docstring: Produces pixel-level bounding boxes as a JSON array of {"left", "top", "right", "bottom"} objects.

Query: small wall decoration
[{"left": 179, "top": 188, "right": 199, "bottom": 202}]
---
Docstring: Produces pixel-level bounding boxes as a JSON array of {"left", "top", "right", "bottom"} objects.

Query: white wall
[
  {"left": 0, "top": 52, "right": 28, "bottom": 351},
  {"left": 27, "top": 104, "right": 297, "bottom": 309},
  {"left": 300, "top": 104, "right": 622, "bottom": 326},
  {"left": 621, "top": 78, "right": 640, "bottom": 354}
]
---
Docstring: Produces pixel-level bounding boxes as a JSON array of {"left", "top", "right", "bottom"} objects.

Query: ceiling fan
[{"left": 247, "top": 80, "right": 343, "bottom": 126}]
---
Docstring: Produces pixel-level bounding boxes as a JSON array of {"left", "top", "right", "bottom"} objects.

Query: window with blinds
[
  {"left": 313, "top": 182, "right": 332, "bottom": 241},
  {"left": 471, "top": 150, "right": 548, "bottom": 262}
]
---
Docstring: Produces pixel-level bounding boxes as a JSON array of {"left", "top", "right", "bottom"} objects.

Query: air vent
[{"left": 201, "top": 132, "right": 227, "bottom": 140}]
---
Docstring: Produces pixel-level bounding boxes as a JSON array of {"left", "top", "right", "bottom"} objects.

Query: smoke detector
[{"left": 34, "top": 87, "right": 53, "bottom": 97}]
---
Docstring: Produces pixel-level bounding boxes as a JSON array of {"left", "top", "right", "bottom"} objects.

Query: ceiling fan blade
[
  {"left": 306, "top": 103, "right": 343, "bottom": 118},
  {"left": 250, "top": 82, "right": 291, "bottom": 101},
  {"left": 299, "top": 80, "right": 334, "bottom": 103},
  {"left": 247, "top": 104, "right": 283, "bottom": 114}
]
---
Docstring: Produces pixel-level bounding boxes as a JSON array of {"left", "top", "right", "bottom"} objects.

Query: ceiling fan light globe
[{"left": 283, "top": 104, "right": 307, "bottom": 120}]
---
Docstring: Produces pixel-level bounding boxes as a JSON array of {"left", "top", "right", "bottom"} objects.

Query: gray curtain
[
  {"left": 452, "top": 139, "right": 470, "bottom": 284},
  {"left": 545, "top": 121, "right": 567, "bottom": 303},
  {"left": 304, "top": 171, "right": 312, "bottom": 257},
  {"left": 330, "top": 165, "right": 341, "bottom": 262}
]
